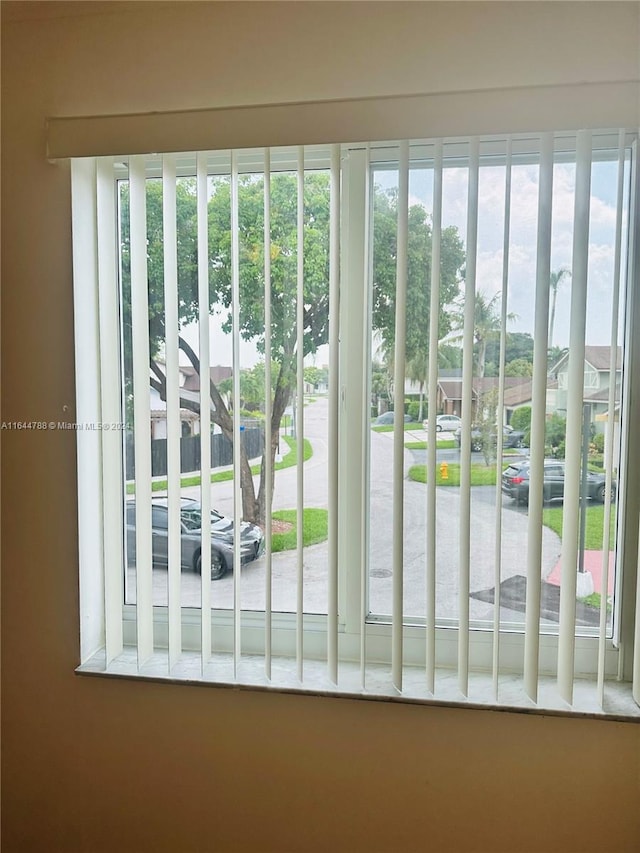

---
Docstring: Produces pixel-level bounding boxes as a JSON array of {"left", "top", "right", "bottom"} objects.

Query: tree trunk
[
  {"left": 255, "top": 357, "right": 294, "bottom": 527},
  {"left": 174, "top": 338, "right": 260, "bottom": 524},
  {"left": 152, "top": 338, "right": 295, "bottom": 529},
  {"left": 549, "top": 288, "right": 558, "bottom": 349}
]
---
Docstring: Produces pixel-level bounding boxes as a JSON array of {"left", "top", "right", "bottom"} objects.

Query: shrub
[
  {"left": 510, "top": 406, "right": 532, "bottom": 433},
  {"left": 592, "top": 432, "right": 605, "bottom": 453},
  {"left": 407, "top": 401, "right": 421, "bottom": 421}
]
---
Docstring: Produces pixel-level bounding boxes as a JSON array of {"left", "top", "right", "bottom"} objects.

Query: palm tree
[
  {"left": 473, "top": 291, "right": 503, "bottom": 379},
  {"left": 405, "top": 348, "right": 429, "bottom": 421},
  {"left": 452, "top": 290, "right": 515, "bottom": 379},
  {"left": 548, "top": 267, "right": 571, "bottom": 349}
]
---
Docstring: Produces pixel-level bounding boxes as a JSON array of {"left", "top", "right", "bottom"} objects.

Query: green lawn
[
  {"left": 408, "top": 462, "right": 500, "bottom": 486},
  {"left": 271, "top": 508, "right": 329, "bottom": 551},
  {"left": 127, "top": 434, "right": 311, "bottom": 495},
  {"left": 542, "top": 504, "right": 616, "bottom": 550}
]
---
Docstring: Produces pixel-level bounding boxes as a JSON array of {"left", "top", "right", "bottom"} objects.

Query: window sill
[{"left": 77, "top": 648, "right": 640, "bottom": 722}]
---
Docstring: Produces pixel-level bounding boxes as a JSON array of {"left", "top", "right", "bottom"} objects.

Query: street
[{"left": 126, "top": 397, "right": 561, "bottom": 621}]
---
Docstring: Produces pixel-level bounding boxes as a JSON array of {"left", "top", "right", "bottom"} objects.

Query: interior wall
[{"left": 2, "top": 3, "right": 639, "bottom": 852}]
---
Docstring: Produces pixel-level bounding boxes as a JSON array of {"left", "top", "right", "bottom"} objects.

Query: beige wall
[{"left": 2, "top": 3, "right": 639, "bottom": 851}]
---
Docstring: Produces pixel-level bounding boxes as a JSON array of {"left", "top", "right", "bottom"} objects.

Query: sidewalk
[{"left": 546, "top": 550, "right": 615, "bottom": 595}]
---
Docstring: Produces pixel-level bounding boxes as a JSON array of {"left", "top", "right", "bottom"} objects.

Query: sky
[
  {"left": 374, "top": 151, "right": 629, "bottom": 350},
  {"left": 179, "top": 144, "right": 630, "bottom": 370}
]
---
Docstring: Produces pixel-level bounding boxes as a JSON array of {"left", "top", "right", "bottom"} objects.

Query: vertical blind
[{"left": 72, "top": 129, "right": 639, "bottom": 714}]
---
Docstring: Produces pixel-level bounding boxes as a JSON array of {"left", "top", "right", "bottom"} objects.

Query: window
[{"left": 71, "top": 127, "right": 640, "bottom": 718}]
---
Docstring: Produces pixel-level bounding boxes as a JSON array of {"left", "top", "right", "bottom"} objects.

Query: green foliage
[
  {"left": 592, "top": 433, "right": 605, "bottom": 454},
  {"left": 119, "top": 171, "right": 332, "bottom": 378},
  {"left": 438, "top": 344, "right": 463, "bottom": 370},
  {"left": 510, "top": 406, "right": 532, "bottom": 433},
  {"left": 474, "top": 387, "right": 499, "bottom": 465},
  {"left": 271, "top": 508, "right": 329, "bottom": 551},
  {"left": 547, "top": 346, "right": 569, "bottom": 371},
  {"left": 505, "top": 358, "right": 533, "bottom": 377},
  {"left": 407, "top": 401, "right": 421, "bottom": 421},
  {"left": 450, "top": 290, "right": 516, "bottom": 379},
  {"left": 371, "top": 186, "right": 465, "bottom": 368},
  {"left": 218, "top": 361, "right": 282, "bottom": 411},
  {"left": 485, "top": 332, "right": 534, "bottom": 368},
  {"left": 545, "top": 413, "right": 566, "bottom": 455},
  {"left": 303, "top": 365, "right": 328, "bottom": 389}
]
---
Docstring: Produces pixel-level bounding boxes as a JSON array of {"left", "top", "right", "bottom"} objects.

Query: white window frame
[{"left": 71, "top": 126, "right": 640, "bottom": 716}]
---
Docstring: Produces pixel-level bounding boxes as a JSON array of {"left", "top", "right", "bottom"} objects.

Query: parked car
[
  {"left": 501, "top": 459, "right": 616, "bottom": 505},
  {"left": 454, "top": 423, "right": 525, "bottom": 451},
  {"left": 422, "top": 414, "right": 462, "bottom": 433},
  {"left": 125, "top": 497, "right": 264, "bottom": 580},
  {"left": 373, "top": 411, "right": 413, "bottom": 425}
]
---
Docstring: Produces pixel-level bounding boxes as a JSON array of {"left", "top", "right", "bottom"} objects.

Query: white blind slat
[
  {"left": 162, "top": 155, "right": 182, "bottom": 670},
  {"left": 558, "top": 130, "right": 593, "bottom": 704},
  {"left": 328, "top": 143, "right": 341, "bottom": 684},
  {"left": 96, "top": 158, "right": 125, "bottom": 664},
  {"left": 264, "top": 149, "right": 273, "bottom": 680},
  {"left": 197, "top": 152, "right": 212, "bottom": 667},
  {"left": 524, "top": 133, "right": 554, "bottom": 702},
  {"left": 492, "top": 136, "right": 513, "bottom": 700},
  {"left": 597, "top": 130, "right": 626, "bottom": 702},
  {"left": 426, "top": 141, "right": 443, "bottom": 693},
  {"left": 130, "top": 155, "right": 154, "bottom": 667},
  {"left": 231, "top": 151, "right": 242, "bottom": 675},
  {"left": 458, "top": 138, "right": 480, "bottom": 697},
  {"left": 391, "top": 140, "right": 410, "bottom": 691},
  {"left": 296, "top": 147, "right": 305, "bottom": 681}
]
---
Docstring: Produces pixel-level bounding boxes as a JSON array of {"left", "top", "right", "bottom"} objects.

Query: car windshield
[{"left": 181, "top": 506, "right": 225, "bottom": 530}]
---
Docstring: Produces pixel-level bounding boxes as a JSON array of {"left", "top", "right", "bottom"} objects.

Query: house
[
  {"left": 3, "top": 3, "right": 638, "bottom": 853},
  {"left": 437, "top": 375, "right": 535, "bottom": 422},
  {"left": 149, "top": 364, "right": 233, "bottom": 437},
  {"left": 552, "top": 345, "right": 622, "bottom": 431}
]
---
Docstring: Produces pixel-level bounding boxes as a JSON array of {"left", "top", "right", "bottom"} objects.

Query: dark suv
[{"left": 501, "top": 459, "right": 615, "bottom": 506}]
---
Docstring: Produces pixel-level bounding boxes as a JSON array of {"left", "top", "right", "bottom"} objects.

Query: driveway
[{"left": 127, "top": 397, "right": 561, "bottom": 620}]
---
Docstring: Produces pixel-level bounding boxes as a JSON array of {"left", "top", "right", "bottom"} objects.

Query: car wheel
[
  {"left": 195, "top": 550, "right": 227, "bottom": 581},
  {"left": 515, "top": 438, "right": 523, "bottom": 448},
  {"left": 597, "top": 484, "right": 616, "bottom": 504},
  {"left": 471, "top": 441, "right": 482, "bottom": 452},
  {"left": 436, "top": 424, "right": 442, "bottom": 432}
]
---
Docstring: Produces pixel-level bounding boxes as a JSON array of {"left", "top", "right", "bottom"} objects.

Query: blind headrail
[{"left": 46, "top": 81, "right": 639, "bottom": 160}]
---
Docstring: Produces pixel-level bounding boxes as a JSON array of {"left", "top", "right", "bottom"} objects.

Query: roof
[
  {"left": 438, "top": 376, "right": 530, "bottom": 402},
  {"left": 553, "top": 346, "right": 622, "bottom": 374},
  {"left": 182, "top": 365, "right": 233, "bottom": 391},
  {"left": 503, "top": 380, "right": 533, "bottom": 408}
]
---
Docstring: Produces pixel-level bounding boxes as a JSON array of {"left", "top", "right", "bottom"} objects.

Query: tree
[
  {"left": 451, "top": 290, "right": 515, "bottom": 380},
  {"left": 122, "top": 178, "right": 464, "bottom": 527},
  {"left": 485, "top": 332, "right": 534, "bottom": 368},
  {"left": 371, "top": 187, "right": 465, "bottom": 373},
  {"left": 405, "top": 347, "right": 429, "bottom": 422},
  {"left": 504, "top": 358, "right": 533, "bottom": 377},
  {"left": 547, "top": 345, "right": 568, "bottom": 374},
  {"left": 303, "top": 366, "right": 327, "bottom": 390},
  {"left": 120, "top": 172, "right": 332, "bottom": 527},
  {"left": 548, "top": 267, "right": 571, "bottom": 349}
]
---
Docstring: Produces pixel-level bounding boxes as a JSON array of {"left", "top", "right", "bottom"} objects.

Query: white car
[{"left": 422, "top": 414, "right": 462, "bottom": 433}]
